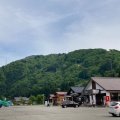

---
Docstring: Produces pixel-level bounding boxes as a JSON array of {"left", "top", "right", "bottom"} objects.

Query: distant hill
[{"left": 0, "top": 48, "right": 120, "bottom": 99}]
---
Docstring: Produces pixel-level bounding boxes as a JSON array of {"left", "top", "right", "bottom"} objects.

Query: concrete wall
[{"left": 96, "top": 84, "right": 104, "bottom": 90}]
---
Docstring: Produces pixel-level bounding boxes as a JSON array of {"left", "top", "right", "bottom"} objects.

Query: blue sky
[{"left": 0, "top": 0, "right": 120, "bottom": 67}]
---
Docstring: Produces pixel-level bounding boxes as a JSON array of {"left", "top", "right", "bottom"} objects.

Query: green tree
[
  {"left": 29, "top": 95, "right": 36, "bottom": 104},
  {"left": 36, "top": 94, "right": 43, "bottom": 104}
]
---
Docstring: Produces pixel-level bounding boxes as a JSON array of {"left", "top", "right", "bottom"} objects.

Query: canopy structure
[{"left": 0, "top": 100, "right": 9, "bottom": 108}]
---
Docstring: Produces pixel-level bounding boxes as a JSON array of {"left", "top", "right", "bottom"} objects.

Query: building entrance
[{"left": 96, "top": 93, "right": 106, "bottom": 106}]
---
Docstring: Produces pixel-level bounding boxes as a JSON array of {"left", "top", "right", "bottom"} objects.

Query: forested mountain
[{"left": 0, "top": 48, "right": 120, "bottom": 99}]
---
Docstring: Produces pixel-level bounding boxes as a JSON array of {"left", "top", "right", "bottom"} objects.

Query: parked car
[
  {"left": 108, "top": 102, "right": 120, "bottom": 117},
  {"left": 61, "top": 100, "right": 79, "bottom": 108}
]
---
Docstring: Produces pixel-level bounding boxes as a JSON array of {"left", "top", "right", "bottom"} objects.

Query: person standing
[{"left": 47, "top": 101, "right": 50, "bottom": 107}]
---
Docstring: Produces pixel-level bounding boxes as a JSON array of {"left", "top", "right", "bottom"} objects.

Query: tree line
[{"left": 0, "top": 48, "right": 120, "bottom": 100}]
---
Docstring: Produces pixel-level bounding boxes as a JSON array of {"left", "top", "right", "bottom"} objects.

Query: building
[
  {"left": 65, "top": 86, "right": 85, "bottom": 105},
  {"left": 67, "top": 86, "right": 84, "bottom": 96},
  {"left": 48, "top": 94, "right": 55, "bottom": 103},
  {"left": 48, "top": 92, "right": 67, "bottom": 106},
  {"left": 83, "top": 77, "right": 120, "bottom": 106},
  {"left": 14, "top": 97, "right": 29, "bottom": 105}
]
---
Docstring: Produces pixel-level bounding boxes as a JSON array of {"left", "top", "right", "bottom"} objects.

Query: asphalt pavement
[{"left": 0, "top": 105, "right": 119, "bottom": 120}]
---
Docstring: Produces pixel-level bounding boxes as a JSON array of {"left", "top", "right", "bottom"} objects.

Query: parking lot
[{"left": 0, "top": 106, "right": 119, "bottom": 120}]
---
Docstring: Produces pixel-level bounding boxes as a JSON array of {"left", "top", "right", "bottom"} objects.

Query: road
[{"left": 0, "top": 106, "right": 119, "bottom": 120}]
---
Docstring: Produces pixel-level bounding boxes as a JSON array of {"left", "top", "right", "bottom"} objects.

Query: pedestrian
[
  {"left": 47, "top": 101, "right": 50, "bottom": 107},
  {"left": 92, "top": 99, "right": 95, "bottom": 107}
]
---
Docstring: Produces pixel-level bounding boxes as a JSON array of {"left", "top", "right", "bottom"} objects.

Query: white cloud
[
  {"left": 61, "top": 21, "right": 120, "bottom": 52},
  {"left": 0, "top": 0, "right": 120, "bottom": 66}
]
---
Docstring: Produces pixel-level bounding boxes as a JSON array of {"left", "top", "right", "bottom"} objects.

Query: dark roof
[
  {"left": 14, "top": 97, "right": 29, "bottom": 101},
  {"left": 70, "top": 86, "right": 84, "bottom": 93},
  {"left": 91, "top": 77, "right": 120, "bottom": 91}
]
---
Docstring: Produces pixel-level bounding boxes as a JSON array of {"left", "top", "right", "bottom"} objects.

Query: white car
[{"left": 109, "top": 102, "right": 120, "bottom": 117}]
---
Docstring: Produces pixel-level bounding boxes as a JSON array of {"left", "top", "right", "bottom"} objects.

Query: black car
[{"left": 61, "top": 100, "right": 79, "bottom": 108}]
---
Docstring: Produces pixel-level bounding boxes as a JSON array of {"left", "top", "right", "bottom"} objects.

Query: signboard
[
  {"left": 84, "top": 90, "right": 92, "bottom": 95},
  {"left": 92, "top": 89, "right": 99, "bottom": 94},
  {"left": 106, "top": 96, "right": 110, "bottom": 102},
  {"left": 100, "top": 91, "right": 106, "bottom": 94}
]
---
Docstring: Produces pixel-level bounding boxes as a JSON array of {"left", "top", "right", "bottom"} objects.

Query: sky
[{"left": 0, "top": 0, "right": 120, "bottom": 67}]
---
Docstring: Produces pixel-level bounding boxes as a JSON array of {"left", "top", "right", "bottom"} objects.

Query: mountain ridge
[{"left": 0, "top": 48, "right": 120, "bottom": 99}]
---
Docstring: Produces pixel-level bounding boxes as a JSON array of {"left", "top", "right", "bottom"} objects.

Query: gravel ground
[{"left": 0, "top": 106, "right": 119, "bottom": 120}]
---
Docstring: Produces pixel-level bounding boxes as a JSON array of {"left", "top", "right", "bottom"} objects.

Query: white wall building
[{"left": 83, "top": 77, "right": 120, "bottom": 106}]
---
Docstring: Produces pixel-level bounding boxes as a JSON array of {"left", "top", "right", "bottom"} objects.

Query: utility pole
[{"left": 43, "top": 94, "right": 44, "bottom": 105}]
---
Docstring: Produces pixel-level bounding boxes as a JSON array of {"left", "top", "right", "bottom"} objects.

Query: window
[
  {"left": 92, "top": 81, "right": 96, "bottom": 89},
  {"left": 111, "top": 93, "right": 118, "bottom": 101},
  {"left": 110, "top": 102, "right": 118, "bottom": 106}
]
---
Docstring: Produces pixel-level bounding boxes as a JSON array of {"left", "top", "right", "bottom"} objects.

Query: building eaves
[{"left": 91, "top": 77, "right": 120, "bottom": 91}]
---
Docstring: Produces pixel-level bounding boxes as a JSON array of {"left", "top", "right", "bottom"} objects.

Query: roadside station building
[
  {"left": 48, "top": 92, "right": 67, "bottom": 106},
  {"left": 83, "top": 77, "right": 120, "bottom": 106}
]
